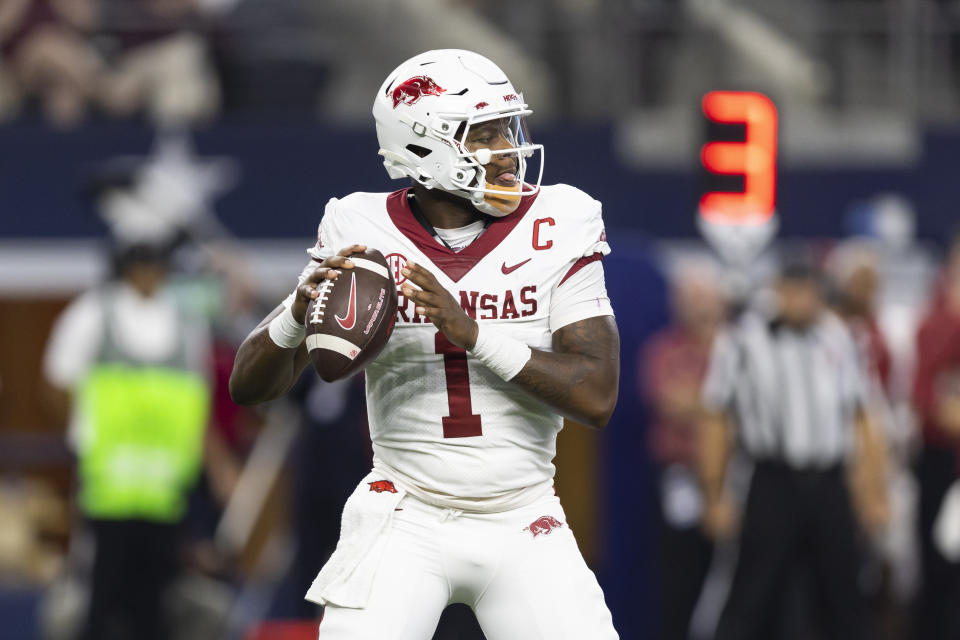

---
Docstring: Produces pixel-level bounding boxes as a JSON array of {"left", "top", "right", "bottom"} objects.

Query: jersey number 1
[{"left": 434, "top": 331, "right": 483, "bottom": 438}]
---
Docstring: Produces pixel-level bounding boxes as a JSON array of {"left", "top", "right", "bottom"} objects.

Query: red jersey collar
[{"left": 385, "top": 187, "right": 538, "bottom": 282}]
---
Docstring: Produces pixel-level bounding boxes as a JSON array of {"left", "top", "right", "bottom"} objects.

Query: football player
[{"left": 230, "top": 49, "right": 620, "bottom": 639}]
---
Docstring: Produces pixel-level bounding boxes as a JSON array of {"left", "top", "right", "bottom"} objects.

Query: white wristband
[
  {"left": 268, "top": 305, "right": 306, "bottom": 349},
  {"left": 469, "top": 324, "right": 532, "bottom": 381}
]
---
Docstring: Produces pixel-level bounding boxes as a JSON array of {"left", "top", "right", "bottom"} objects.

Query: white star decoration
[{"left": 100, "top": 131, "right": 240, "bottom": 246}]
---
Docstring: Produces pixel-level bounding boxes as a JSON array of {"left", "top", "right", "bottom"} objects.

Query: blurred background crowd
[{"left": 3, "top": 0, "right": 960, "bottom": 639}]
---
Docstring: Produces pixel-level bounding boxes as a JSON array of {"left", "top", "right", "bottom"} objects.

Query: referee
[{"left": 698, "top": 263, "right": 889, "bottom": 640}]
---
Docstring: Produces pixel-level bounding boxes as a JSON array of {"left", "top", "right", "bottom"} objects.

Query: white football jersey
[{"left": 291, "top": 184, "right": 613, "bottom": 511}]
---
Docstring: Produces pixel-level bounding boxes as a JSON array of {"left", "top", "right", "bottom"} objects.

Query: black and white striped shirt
[{"left": 702, "top": 310, "right": 868, "bottom": 469}]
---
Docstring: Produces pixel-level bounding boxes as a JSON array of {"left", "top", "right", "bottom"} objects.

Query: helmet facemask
[
  {"left": 404, "top": 107, "right": 543, "bottom": 217},
  {"left": 448, "top": 111, "right": 542, "bottom": 216}
]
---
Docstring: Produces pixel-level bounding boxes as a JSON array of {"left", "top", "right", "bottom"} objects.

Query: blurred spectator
[
  {"left": 826, "top": 242, "right": 898, "bottom": 531},
  {"left": 96, "top": 0, "right": 220, "bottom": 126},
  {"left": 827, "top": 240, "right": 915, "bottom": 639},
  {"left": 0, "top": 0, "right": 219, "bottom": 127},
  {"left": 639, "top": 260, "right": 726, "bottom": 640},
  {"left": 698, "top": 262, "right": 889, "bottom": 640},
  {"left": 41, "top": 173, "right": 213, "bottom": 638},
  {"left": 827, "top": 241, "right": 893, "bottom": 390},
  {"left": 0, "top": 0, "right": 104, "bottom": 126},
  {"left": 912, "top": 232, "right": 960, "bottom": 640}
]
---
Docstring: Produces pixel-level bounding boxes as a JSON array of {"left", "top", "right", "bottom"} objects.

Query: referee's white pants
[{"left": 317, "top": 491, "right": 619, "bottom": 640}]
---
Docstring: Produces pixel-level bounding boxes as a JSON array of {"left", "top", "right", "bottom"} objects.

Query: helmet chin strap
[
  {"left": 462, "top": 151, "right": 524, "bottom": 217},
  {"left": 481, "top": 182, "right": 522, "bottom": 215}
]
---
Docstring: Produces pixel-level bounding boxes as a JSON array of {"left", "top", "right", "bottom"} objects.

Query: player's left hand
[{"left": 401, "top": 261, "right": 478, "bottom": 350}]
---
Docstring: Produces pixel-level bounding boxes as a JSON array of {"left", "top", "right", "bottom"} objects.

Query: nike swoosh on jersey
[
  {"left": 501, "top": 258, "right": 532, "bottom": 275},
  {"left": 335, "top": 272, "right": 358, "bottom": 330}
]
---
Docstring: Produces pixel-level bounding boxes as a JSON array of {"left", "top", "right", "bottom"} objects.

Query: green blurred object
[{"left": 77, "top": 365, "right": 209, "bottom": 522}]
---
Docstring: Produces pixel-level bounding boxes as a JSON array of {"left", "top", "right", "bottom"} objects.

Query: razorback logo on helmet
[
  {"left": 368, "top": 480, "right": 398, "bottom": 493},
  {"left": 524, "top": 515, "right": 564, "bottom": 538},
  {"left": 392, "top": 76, "right": 446, "bottom": 109},
  {"left": 474, "top": 101, "right": 490, "bottom": 110}
]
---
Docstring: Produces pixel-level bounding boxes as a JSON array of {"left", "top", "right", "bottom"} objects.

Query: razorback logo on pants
[
  {"left": 525, "top": 515, "right": 564, "bottom": 538},
  {"left": 368, "top": 480, "right": 398, "bottom": 494}
]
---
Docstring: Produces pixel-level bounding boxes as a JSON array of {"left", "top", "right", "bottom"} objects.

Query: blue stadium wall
[{"left": 3, "top": 123, "right": 960, "bottom": 241}]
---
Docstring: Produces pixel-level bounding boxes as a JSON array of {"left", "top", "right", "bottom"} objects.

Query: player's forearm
[
  {"left": 511, "top": 348, "right": 619, "bottom": 429},
  {"left": 507, "top": 316, "right": 620, "bottom": 429},
  {"left": 229, "top": 310, "right": 310, "bottom": 405}
]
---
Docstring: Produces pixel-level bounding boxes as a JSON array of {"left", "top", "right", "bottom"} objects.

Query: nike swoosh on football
[
  {"left": 501, "top": 258, "right": 532, "bottom": 275},
  {"left": 335, "top": 272, "right": 358, "bottom": 330}
]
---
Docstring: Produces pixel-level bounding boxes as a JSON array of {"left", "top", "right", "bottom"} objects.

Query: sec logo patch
[{"left": 386, "top": 253, "right": 408, "bottom": 285}]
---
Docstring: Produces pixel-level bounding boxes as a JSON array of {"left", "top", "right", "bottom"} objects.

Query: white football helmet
[{"left": 373, "top": 49, "right": 544, "bottom": 217}]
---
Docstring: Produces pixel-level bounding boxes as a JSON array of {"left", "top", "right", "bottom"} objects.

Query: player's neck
[{"left": 410, "top": 183, "right": 485, "bottom": 230}]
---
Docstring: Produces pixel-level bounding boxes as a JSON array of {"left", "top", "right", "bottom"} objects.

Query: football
[{"left": 304, "top": 248, "right": 398, "bottom": 382}]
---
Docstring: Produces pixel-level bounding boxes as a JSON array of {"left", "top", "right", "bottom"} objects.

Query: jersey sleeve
[
  {"left": 43, "top": 291, "right": 104, "bottom": 390},
  {"left": 548, "top": 190, "right": 614, "bottom": 333},
  {"left": 306, "top": 197, "right": 344, "bottom": 263},
  {"left": 567, "top": 191, "right": 610, "bottom": 261},
  {"left": 701, "top": 329, "right": 739, "bottom": 412},
  {"left": 549, "top": 261, "right": 614, "bottom": 333},
  {"left": 283, "top": 198, "right": 345, "bottom": 309}
]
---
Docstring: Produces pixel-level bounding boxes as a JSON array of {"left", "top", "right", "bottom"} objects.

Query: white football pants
[{"left": 316, "top": 491, "right": 619, "bottom": 639}]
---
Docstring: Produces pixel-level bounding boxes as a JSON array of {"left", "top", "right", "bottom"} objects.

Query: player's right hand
[{"left": 292, "top": 244, "right": 367, "bottom": 323}]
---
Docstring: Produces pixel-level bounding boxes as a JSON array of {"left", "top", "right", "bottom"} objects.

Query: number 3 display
[{"left": 699, "top": 91, "right": 778, "bottom": 224}]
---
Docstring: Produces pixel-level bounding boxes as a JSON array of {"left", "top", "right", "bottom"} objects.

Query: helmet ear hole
[{"left": 406, "top": 144, "right": 432, "bottom": 158}]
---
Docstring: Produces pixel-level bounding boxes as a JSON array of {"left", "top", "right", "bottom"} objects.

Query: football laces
[{"left": 309, "top": 280, "right": 334, "bottom": 325}]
